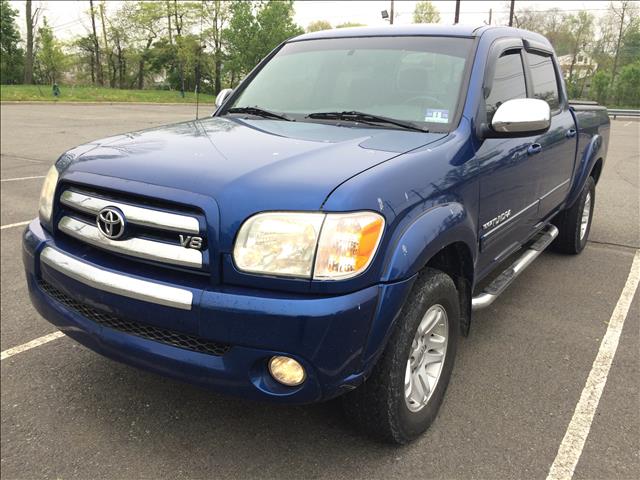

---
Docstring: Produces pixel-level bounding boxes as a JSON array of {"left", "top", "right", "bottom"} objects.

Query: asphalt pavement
[{"left": 1, "top": 103, "right": 638, "bottom": 479}]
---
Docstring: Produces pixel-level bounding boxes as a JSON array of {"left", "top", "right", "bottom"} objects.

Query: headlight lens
[
  {"left": 233, "top": 211, "right": 384, "bottom": 280},
  {"left": 233, "top": 212, "right": 325, "bottom": 278},
  {"left": 38, "top": 165, "right": 59, "bottom": 224}
]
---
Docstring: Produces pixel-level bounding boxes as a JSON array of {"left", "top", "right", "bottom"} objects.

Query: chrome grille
[
  {"left": 58, "top": 188, "right": 204, "bottom": 269},
  {"left": 39, "top": 279, "right": 230, "bottom": 356}
]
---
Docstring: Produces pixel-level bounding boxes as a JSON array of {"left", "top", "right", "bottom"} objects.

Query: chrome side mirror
[
  {"left": 215, "top": 88, "right": 233, "bottom": 108},
  {"left": 486, "top": 98, "right": 551, "bottom": 138}
]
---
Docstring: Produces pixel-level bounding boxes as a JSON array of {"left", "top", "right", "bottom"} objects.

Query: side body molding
[{"left": 381, "top": 202, "right": 478, "bottom": 283}]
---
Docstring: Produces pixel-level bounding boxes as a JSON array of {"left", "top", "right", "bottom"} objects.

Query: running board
[{"left": 472, "top": 225, "right": 559, "bottom": 311}]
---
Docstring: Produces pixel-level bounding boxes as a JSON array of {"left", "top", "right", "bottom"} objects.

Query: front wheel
[
  {"left": 552, "top": 176, "right": 595, "bottom": 254},
  {"left": 342, "top": 268, "right": 459, "bottom": 444}
]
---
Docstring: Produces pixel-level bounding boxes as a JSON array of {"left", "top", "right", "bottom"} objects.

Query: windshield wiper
[
  {"left": 226, "top": 106, "right": 294, "bottom": 121},
  {"left": 307, "top": 111, "right": 429, "bottom": 132}
]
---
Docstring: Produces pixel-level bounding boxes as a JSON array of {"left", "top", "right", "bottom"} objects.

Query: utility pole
[
  {"left": 454, "top": 0, "right": 460, "bottom": 24},
  {"left": 488, "top": 8, "right": 492, "bottom": 25},
  {"left": 390, "top": 0, "right": 394, "bottom": 25},
  {"left": 509, "top": 0, "right": 515, "bottom": 27},
  {"left": 89, "top": 0, "right": 103, "bottom": 86},
  {"left": 24, "top": 0, "right": 34, "bottom": 84}
]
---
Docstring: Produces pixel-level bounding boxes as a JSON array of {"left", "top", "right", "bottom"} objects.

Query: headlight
[
  {"left": 38, "top": 165, "right": 59, "bottom": 225},
  {"left": 233, "top": 211, "right": 384, "bottom": 280}
]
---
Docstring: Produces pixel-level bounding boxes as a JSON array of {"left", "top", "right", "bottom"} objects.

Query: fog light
[{"left": 268, "top": 356, "right": 306, "bottom": 386}]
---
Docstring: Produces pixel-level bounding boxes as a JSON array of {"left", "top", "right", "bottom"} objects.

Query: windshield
[{"left": 229, "top": 36, "right": 473, "bottom": 130}]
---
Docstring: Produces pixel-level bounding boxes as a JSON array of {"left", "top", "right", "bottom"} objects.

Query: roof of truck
[
  {"left": 293, "top": 24, "right": 492, "bottom": 42},
  {"left": 291, "top": 24, "right": 553, "bottom": 51}
]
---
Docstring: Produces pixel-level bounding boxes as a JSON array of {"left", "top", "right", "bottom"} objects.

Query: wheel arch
[
  {"left": 362, "top": 204, "right": 477, "bottom": 369},
  {"left": 566, "top": 134, "right": 605, "bottom": 207}
]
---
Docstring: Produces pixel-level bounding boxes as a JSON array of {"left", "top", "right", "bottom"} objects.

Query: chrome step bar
[{"left": 472, "top": 225, "right": 559, "bottom": 311}]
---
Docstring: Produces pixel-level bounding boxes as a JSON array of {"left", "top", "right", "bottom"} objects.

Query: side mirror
[
  {"left": 483, "top": 98, "right": 551, "bottom": 138},
  {"left": 215, "top": 88, "right": 233, "bottom": 108}
]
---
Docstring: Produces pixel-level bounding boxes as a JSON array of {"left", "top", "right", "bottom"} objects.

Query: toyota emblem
[{"left": 96, "top": 207, "right": 126, "bottom": 240}]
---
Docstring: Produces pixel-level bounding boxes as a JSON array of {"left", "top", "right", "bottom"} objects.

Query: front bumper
[{"left": 23, "top": 220, "right": 415, "bottom": 403}]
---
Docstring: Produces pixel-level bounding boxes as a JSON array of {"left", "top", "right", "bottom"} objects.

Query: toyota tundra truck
[{"left": 23, "top": 25, "right": 610, "bottom": 443}]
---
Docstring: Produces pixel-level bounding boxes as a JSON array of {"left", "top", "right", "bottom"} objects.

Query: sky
[{"left": 8, "top": 0, "right": 614, "bottom": 39}]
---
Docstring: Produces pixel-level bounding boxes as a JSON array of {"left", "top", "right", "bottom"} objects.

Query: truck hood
[{"left": 62, "top": 116, "right": 445, "bottom": 226}]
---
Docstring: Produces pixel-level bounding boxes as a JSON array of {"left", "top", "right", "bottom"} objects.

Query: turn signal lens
[
  {"left": 269, "top": 356, "right": 306, "bottom": 386},
  {"left": 313, "top": 212, "right": 385, "bottom": 280}
]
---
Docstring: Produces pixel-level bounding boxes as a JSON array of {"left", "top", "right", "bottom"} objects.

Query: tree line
[
  {"left": 1, "top": 0, "right": 303, "bottom": 95},
  {"left": 508, "top": 0, "right": 639, "bottom": 107},
  {"left": 1, "top": 0, "right": 638, "bottom": 106}
]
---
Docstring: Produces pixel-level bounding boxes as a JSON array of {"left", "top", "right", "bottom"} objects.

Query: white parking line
[
  {"left": 1, "top": 175, "right": 45, "bottom": 182},
  {"left": 0, "top": 331, "right": 65, "bottom": 361},
  {"left": 1, "top": 220, "right": 31, "bottom": 230},
  {"left": 623, "top": 121, "right": 631, "bottom": 127},
  {"left": 547, "top": 250, "right": 640, "bottom": 480}
]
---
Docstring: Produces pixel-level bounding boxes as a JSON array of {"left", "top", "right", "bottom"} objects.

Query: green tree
[
  {"left": 34, "top": 18, "right": 66, "bottom": 84},
  {"left": 619, "top": 22, "right": 640, "bottom": 67},
  {"left": 335, "top": 22, "right": 366, "bottom": 28},
  {"left": 122, "top": 1, "right": 166, "bottom": 89},
  {"left": 254, "top": 0, "right": 304, "bottom": 60},
  {"left": 224, "top": 0, "right": 303, "bottom": 87},
  {"left": 590, "top": 70, "right": 610, "bottom": 104},
  {"left": 565, "top": 11, "right": 594, "bottom": 84},
  {"left": 203, "top": 0, "right": 231, "bottom": 95},
  {"left": 0, "top": 0, "right": 24, "bottom": 84},
  {"left": 613, "top": 61, "right": 640, "bottom": 106},
  {"left": 223, "top": 0, "right": 258, "bottom": 86},
  {"left": 512, "top": 6, "right": 572, "bottom": 55},
  {"left": 307, "top": 20, "right": 332, "bottom": 32},
  {"left": 413, "top": 1, "right": 440, "bottom": 24},
  {"left": 72, "top": 34, "right": 97, "bottom": 84}
]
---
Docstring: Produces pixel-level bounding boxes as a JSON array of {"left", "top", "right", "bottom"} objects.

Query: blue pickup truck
[{"left": 23, "top": 25, "right": 609, "bottom": 443}]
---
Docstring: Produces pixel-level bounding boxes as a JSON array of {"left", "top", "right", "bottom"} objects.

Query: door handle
[
  {"left": 527, "top": 143, "right": 542, "bottom": 155},
  {"left": 566, "top": 128, "right": 577, "bottom": 138}
]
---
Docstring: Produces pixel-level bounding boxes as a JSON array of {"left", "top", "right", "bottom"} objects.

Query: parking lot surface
[{"left": 1, "top": 104, "right": 638, "bottom": 479}]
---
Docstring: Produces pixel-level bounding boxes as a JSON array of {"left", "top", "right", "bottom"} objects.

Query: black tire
[
  {"left": 342, "top": 268, "right": 459, "bottom": 444},
  {"left": 552, "top": 176, "right": 595, "bottom": 254}
]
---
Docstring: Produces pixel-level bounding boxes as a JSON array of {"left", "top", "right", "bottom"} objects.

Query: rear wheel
[
  {"left": 342, "top": 268, "right": 459, "bottom": 444},
  {"left": 552, "top": 176, "right": 595, "bottom": 254}
]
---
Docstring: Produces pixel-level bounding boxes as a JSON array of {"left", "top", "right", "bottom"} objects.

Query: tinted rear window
[{"left": 526, "top": 52, "right": 560, "bottom": 110}]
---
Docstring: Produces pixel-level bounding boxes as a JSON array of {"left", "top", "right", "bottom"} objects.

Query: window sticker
[{"left": 424, "top": 109, "right": 449, "bottom": 123}]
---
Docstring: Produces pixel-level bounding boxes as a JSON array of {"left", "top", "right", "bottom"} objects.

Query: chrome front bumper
[{"left": 40, "top": 246, "right": 193, "bottom": 310}]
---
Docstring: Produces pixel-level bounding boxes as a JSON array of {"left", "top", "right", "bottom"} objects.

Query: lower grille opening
[{"left": 38, "top": 280, "right": 230, "bottom": 356}]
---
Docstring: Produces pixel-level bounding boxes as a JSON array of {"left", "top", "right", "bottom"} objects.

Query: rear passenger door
[{"left": 523, "top": 50, "right": 577, "bottom": 219}]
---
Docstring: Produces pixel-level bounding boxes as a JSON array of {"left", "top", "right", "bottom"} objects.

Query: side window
[
  {"left": 525, "top": 52, "right": 560, "bottom": 111},
  {"left": 485, "top": 51, "right": 527, "bottom": 123}
]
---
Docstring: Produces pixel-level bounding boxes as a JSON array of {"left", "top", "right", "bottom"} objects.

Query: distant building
[{"left": 557, "top": 53, "right": 597, "bottom": 80}]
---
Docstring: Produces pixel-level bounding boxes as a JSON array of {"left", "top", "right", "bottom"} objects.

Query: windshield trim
[{"left": 216, "top": 35, "right": 479, "bottom": 134}]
